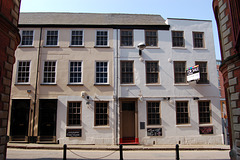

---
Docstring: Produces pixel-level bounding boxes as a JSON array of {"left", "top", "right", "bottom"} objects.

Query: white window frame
[
  {"left": 70, "top": 30, "right": 84, "bottom": 46},
  {"left": 42, "top": 60, "right": 57, "bottom": 84},
  {"left": 95, "top": 61, "right": 109, "bottom": 84},
  {"left": 95, "top": 30, "right": 109, "bottom": 47},
  {"left": 45, "top": 30, "right": 59, "bottom": 46},
  {"left": 20, "top": 30, "right": 34, "bottom": 46},
  {"left": 16, "top": 60, "right": 31, "bottom": 84},
  {"left": 69, "top": 61, "right": 83, "bottom": 84}
]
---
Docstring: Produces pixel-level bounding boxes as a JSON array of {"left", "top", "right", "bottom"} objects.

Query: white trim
[
  {"left": 95, "top": 60, "right": 109, "bottom": 84},
  {"left": 20, "top": 30, "right": 35, "bottom": 47},
  {"left": 15, "top": 60, "right": 31, "bottom": 84},
  {"left": 42, "top": 60, "right": 57, "bottom": 84},
  {"left": 70, "top": 29, "right": 84, "bottom": 47},
  {"left": 44, "top": 29, "right": 59, "bottom": 46},
  {"left": 68, "top": 60, "right": 83, "bottom": 85},
  {"left": 95, "top": 30, "right": 109, "bottom": 47}
]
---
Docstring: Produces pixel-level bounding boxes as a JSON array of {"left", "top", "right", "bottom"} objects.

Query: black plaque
[
  {"left": 140, "top": 122, "right": 145, "bottom": 129},
  {"left": 66, "top": 129, "right": 82, "bottom": 137},
  {"left": 147, "top": 128, "right": 162, "bottom": 136},
  {"left": 199, "top": 126, "right": 213, "bottom": 134}
]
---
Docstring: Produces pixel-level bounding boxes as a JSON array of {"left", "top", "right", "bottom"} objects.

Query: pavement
[{"left": 7, "top": 143, "right": 230, "bottom": 151}]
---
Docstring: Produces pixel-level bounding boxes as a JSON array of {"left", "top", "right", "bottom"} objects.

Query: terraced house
[{"left": 8, "top": 12, "right": 223, "bottom": 145}]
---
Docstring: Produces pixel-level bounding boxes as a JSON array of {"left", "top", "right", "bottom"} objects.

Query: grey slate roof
[{"left": 19, "top": 12, "right": 167, "bottom": 26}]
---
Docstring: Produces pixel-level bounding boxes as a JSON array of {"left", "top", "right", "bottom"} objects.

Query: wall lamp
[
  {"left": 137, "top": 42, "right": 146, "bottom": 56},
  {"left": 163, "top": 97, "right": 170, "bottom": 100},
  {"left": 193, "top": 97, "right": 200, "bottom": 100}
]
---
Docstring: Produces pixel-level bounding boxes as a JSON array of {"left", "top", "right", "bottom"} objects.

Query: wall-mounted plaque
[
  {"left": 140, "top": 122, "right": 145, "bottom": 129},
  {"left": 147, "top": 128, "right": 162, "bottom": 136},
  {"left": 199, "top": 126, "right": 213, "bottom": 134},
  {"left": 66, "top": 129, "right": 82, "bottom": 137}
]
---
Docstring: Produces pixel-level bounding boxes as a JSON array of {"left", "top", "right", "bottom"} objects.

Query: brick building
[
  {"left": 0, "top": 0, "right": 21, "bottom": 159},
  {"left": 213, "top": 0, "right": 240, "bottom": 159}
]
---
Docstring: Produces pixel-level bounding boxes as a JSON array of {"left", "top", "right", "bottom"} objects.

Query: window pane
[
  {"left": 69, "top": 61, "right": 82, "bottom": 83},
  {"left": 174, "top": 61, "right": 186, "bottom": 83},
  {"left": 43, "top": 61, "right": 56, "bottom": 83},
  {"left": 46, "top": 30, "right": 58, "bottom": 46},
  {"left": 193, "top": 32, "right": 204, "bottom": 48},
  {"left": 95, "top": 102, "right": 109, "bottom": 126},
  {"left": 71, "top": 30, "right": 83, "bottom": 46},
  {"left": 145, "top": 31, "right": 157, "bottom": 46},
  {"left": 21, "top": 31, "right": 34, "bottom": 46},
  {"left": 96, "top": 31, "right": 108, "bottom": 46},
  {"left": 121, "top": 61, "right": 134, "bottom": 84},
  {"left": 196, "top": 62, "right": 209, "bottom": 84},
  {"left": 199, "top": 101, "right": 211, "bottom": 124},
  {"left": 147, "top": 102, "right": 161, "bottom": 125},
  {"left": 176, "top": 101, "right": 189, "bottom": 124},
  {"left": 68, "top": 102, "right": 81, "bottom": 126},
  {"left": 172, "top": 31, "right": 184, "bottom": 47},
  {"left": 121, "top": 30, "right": 133, "bottom": 46},
  {"left": 96, "top": 62, "right": 108, "bottom": 84},
  {"left": 146, "top": 61, "right": 159, "bottom": 84},
  {"left": 17, "top": 61, "right": 30, "bottom": 83}
]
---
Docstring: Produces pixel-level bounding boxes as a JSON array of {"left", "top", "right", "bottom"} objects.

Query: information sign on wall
[
  {"left": 199, "top": 126, "right": 213, "bottom": 134},
  {"left": 147, "top": 128, "right": 162, "bottom": 136},
  {"left": 66, "top": 129, "right": 82, "bottom": 137}
]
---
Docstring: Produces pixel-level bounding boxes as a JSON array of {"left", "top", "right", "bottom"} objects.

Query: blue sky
[{"left": 20, "top": 0, "right": 221, "bottom": 60}]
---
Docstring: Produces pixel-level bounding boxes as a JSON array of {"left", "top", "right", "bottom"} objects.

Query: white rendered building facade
[{"left": 8, "top": 13, "right": 223, "bottom": 145}]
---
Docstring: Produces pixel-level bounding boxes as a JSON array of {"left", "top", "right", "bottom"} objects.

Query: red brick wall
[
  {"left": 213, "top": 0, "right": 240, "bottom": 159},
  {"left": 0, "top": 0, "right": 21, "bottom": 159}
]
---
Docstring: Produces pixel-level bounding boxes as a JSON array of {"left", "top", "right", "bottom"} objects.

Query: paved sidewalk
[{"left": 7, "top": 143, "right": 230, "bottom": 151}]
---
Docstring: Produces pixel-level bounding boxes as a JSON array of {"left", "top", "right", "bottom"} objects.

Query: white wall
[
  {"left": 57, "top": 96, "right": 115, "bottom": 144},
  {"left": 117, "top": 18, "right": 223, "bottom": 145}
]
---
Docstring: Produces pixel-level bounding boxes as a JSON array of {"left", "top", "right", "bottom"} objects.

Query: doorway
[
  {"left": 120, "top": 99, "right": 138, "bottom": 144},
  {"left": 10, "top": 99, "right": 30, "bottom": 142},
  {"left": 38, "top": 99, "right": 57, "bottom": 143}
]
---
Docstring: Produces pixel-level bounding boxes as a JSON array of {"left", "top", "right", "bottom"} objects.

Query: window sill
[
  {"left": 66, "top": 126, "right": 82, "bottom": 129},
  {"left": 172, "top": 47, "right": 186, "bottom": 50},
  {"left": 176, "top": 124, "right": 191, "bottom": 127},
  {"left": 40, "top": 83, "right": 57, "bottom": 86},
  {"left": 94, "top": 83, "right": 110, "bottom": 86},
  {"left": 18, "top": 45, "right": 34, "bottom": 48},
  {"left": 94, "top": 46, "right": 110, "bottom": 48},
  {"left": 93, "top": 126, "right": 110, "bottom": 129},
  {"left": 174, "top": 83, "right": 189, "bottom": 86},
  {"left": 195, "top": 83, "right": 210, "bottom": 86},
  {"left": 15, "top": 83, "right": 31, "bottom": 86},
  {"left": 43, "top": 45, "right": 60, "bottom": 48},
  {"left": 120, "top": 46, "right": 135, "bottom": 49},
  {"left": 67, "top": 83, "right": 84, "bottom": 86},
  {"left": 199, "top": 124, "right": 213, "bottom": 127},
  {"left": 193, "top": 48, "right": 207, "bottom": 50},
  {"left": 69, "top": 45, "right": 85, "bottom": 48},
  {"left": 120, "top": 84, "right": 136, "bottom": 86},
  {"left": 145, "top": 83, "right": 161, "bottom": 86},
  {"left": 146, "top": 46, "right": 160, "bottom": 49},
  {"left": 147, "top": 125, "right": 162, "bottom": 128}
]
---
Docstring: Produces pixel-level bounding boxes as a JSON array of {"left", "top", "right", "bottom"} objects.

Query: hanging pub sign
[{"left": 186, "top": 65, "right": 200, "bottom": 82}]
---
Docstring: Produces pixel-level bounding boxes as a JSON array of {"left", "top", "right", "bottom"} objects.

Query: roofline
[
  {"left": 18, "top": 24, "right": 170, "bottom": 30},
  {"left": 167, "top": 18, "right": 212, "bottom": 22},
  {"left": 19, "top": 12, "right": 163, "bottom": 17}
]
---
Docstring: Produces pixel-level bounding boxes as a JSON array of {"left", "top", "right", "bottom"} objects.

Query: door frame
[
  {"left": 119, "top": 98, "right": 138, "bottom": 144},
  {"left": 9, "top": 99, "right": 31, "bottom": 142},
  {"left": 37, "top": 99, "right": 57, "bottom": 143}
]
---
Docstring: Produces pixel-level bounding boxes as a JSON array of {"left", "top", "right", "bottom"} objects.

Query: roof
[{"left": 18, "top": 12, "right": 169, "bottom": 30}]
